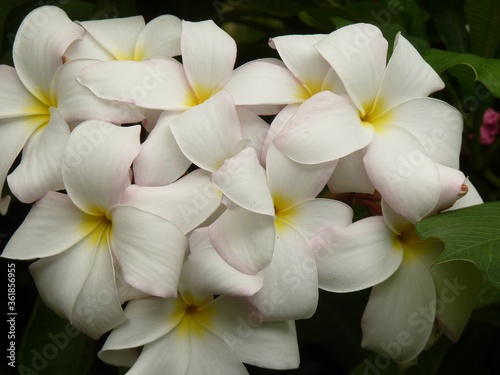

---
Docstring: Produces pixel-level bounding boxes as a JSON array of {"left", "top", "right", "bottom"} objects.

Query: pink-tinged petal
[
  {"left": 181, "top": 20, "right": 236, "bottom": 102},
  {"left": 62, "top": 121, "right": 141, "bottom": 215},
  {"left": 386, "top": 98, "right": 463, "bottom": 168},
  {"left": 311, "top": 216, "right": 403, "bottom": 292},
  {"left": 248, "top": 223, "right": 318, "bottom": 321},
  {"left": 125, "top": 332, "right": 190, "bottom": 375},
  {"left": 270, "top": 34, "right": 329, "bottom": 96},
  {"left": 274, "top": 91, "right": 373, "bottom": 164},
  {"left": 7, "top": 108, "right": 69, "bottom": 203},
  {"left": 136, "top": 15, "right": 181, "bottom": 60},
  {"left": 267, "top": 144, "right": 336, "bottom": 205},
  {"left": 446, "top": 178, "right": 483, "bottom": 211},
  {"left": 77, "top": 16, "right": 145, "bottom": 60},
  {"left": 361, "top": 246, "right": 438, "bottom": 365},
  {"left": 1, "top": 192, "right": 96, "bottom": 259},
  {"left": 170, "top": 91, "right": 242, "bottom": 172},
  {"left": 433, "top": 164, "right": 466, "bottom": 214},
  {"left": 188, "top": 228, "right": 264, "bottom": 296},
  {"left": 315, "top": 23, "right": 388, "bottom": 116},
  {"left": 64, "top": 31, "right": 115, "bottom": 61},
  {"left": 238, "top": 107, "right": 269, "bottom": 161},
  {"left": 122, "top": 169, "right": 221, "bottom": 234},
  {"left": 76, "top": 59, "right": 194, "bottom": 110},
  {"left": 0, "top": 116, "right": 41, "bottom": 207},
  {"left": 133, "top": 111, "right": 191, "bottom": 186},
  {"left": 0, "top": 65, "right": 48, "bottom": 119},
  {"left": 212, "top": 147, "right": 274, "bottom": 216},
  {"left": 55, "top": 59, "right": 144, "bottom": 124},
  {"left": 376, "top": 34, "right": 444, "bottom": 113},
  {"left": 209, "top": 296, "right": 300, "bottom": 369},
  {"left": 284, "top": 198, "right": 353, "bottom": 241},
  {"left": 363, "top": 126, "right": 441, "bottom": 223},
  {"left": 224, "top": 59, "right": 309, "bottom": 110},
  {"left": 209, "top": 208, "right": 275, "bottom": 274},
  {"left": 260, "top": 104, "right": 299, "bottom": 166},
  {"left": 71, "top": 237, "right": 126, "bottom": 339},
  {"left": 327, "top": 149, "right": 374, "bottom": 194},
  {"left": 431, "top": 260, "right": 483, "bottom": 342},
  {"left": 185, "top": 326, "right": 249, "bottom": 375},
  {"left": 100, "top": 297, "right": 182, "bottom": 354},
  {"left": 110, "top": 205, "right": 187, "bottom": 298},
  {"left": 13, "top": 6, "right": 83, "bottom": 104}
]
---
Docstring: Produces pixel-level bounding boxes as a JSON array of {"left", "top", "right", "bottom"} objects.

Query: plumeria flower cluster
[{"left": 0, "top": 5, "right": 484, "bottom": 373}]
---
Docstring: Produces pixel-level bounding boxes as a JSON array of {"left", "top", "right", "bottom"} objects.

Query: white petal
[
  {"left": 100, "top": 297, "right": 182, "bottom": 352},
  {"left": 62, "top": 121, "right": 141, "bottom": 214},
  {"left": 311, "top": 216, "right": 403, "bottom": 292},
  {"left": 433, "top": 164, "right": 466, "bottom": 214},
  {"left": 7, "top": 108, "right": 69, "bottom": 203},
  {"left": 111, "top": 205, "right": 187, "bottom": 298},
  {"left": 181, "top": 20, "right": 236, "bottom": 102},
  {"left": 0, "top": 65, "right": 47, "bottom": 119},
  {"left": 71, "top": 238, "right": 126, "bottom": 339},
  {"left": 170, "top": 90, "right": 242, "bottom": 172},
  {"left": 78, "top": 16, "right": 145, "bottom": 60},
  {"left": 363, "top": 126, "right": 441, "bottom": 223},
  {"left": 64, "top": 31, "right": 114, "bottom": 61},
  {"left": 248, "top": 224, "right": 318, "bottom": 321},
  {"left": 238, "top": 107, "right": 269, "bottom": 160},
  {"left": 327, "top": 149, "right": 375, "bottom": 194},
  {"left": 376, "top": 33, "right": 444, "bottom": 112},
  {"left": 55, "top": 59, "right": 144, "bottom": 124},
  {"left": 431, "top": 260, "right": 483, "bottom": 342},
  {"left": 209, "top": 208, "right": 275, "bottom": 274},
  {"left": 136, "top": 15, "right": 181, "bottom": 59},
  {"left": 0, "top": 116, "right": 41, "bottom": 207},
  {"left": 224, "top": 59, "right": 309, "bottom": 109},
  {"left": 13, "top": 6, "right": 83, "bottom": 104},
  {"left": 121, "top": 169, "right": 222, "bottom": 234},
  {"left": 133, "top": 111, "right": 191, "bottom": 186},
  {"left": 267, "top": 143, "right": 336, "bottom": 205},
  {"left": 274, "top": 91, "right": 373, "bottom": 164},
  {"left": 283, "top": 198, "right": 353, "bottom": 241},
  {"left": 210, "top": 296, "right": 300, "bottom": 369},
  {"left": 188, "top": 228, "right": 264, "bottom": 296},
  {"left": 270, "top": 34, "right": 330, "bottom": 96},
  {"left": 76, "top": 59, "right": 195, "bottom": 110},
  {"left": 1, "top": 192, "right": 94, "bottom": 259},
  {"left": 315, "top": 23, "right": 388, "bottom": 115},
  {"left": 212, "top": 147, "right": 274, "bottom": 216},
  {"left": 446, "top": 178, "right": 483, "bottom": 211},
  {"left": 386, "top": 98, "right": 463, "bottom": 168},
  {"left": 361, "top": 248, "right": 438, "bottom": 364}
]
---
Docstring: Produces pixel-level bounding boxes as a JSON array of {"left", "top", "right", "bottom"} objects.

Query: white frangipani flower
[
  {"left": 1, "top": 120, "right": 187, "bottom": 338},
  {"left": 274, "top": 23, "right": 465, "bottom": 222}
]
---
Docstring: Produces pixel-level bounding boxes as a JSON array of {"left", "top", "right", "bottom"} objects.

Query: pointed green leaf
[
  {"left": 423, "top": 49, "right": 500, "bottom": 97},
  {"left": 18, "top": 297, "right": 95, "bottom": 375},
  {"left": 415, "top": 202, "right": 500, "bottom": 289},
  {"left": 464, "top": 0, "right": 500, "bottom": 57},
  {"left": 428, "top": 0, "right": 470, "bottom": 53}
]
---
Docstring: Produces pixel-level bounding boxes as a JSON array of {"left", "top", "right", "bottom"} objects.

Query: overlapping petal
[
  {"left": 110, "top": 205, "right": 187, "bottom": 298},
  {"left": 7, "top": 107, "right": 69, "bottom": 203},
  {"left": 62, "top": 121, "right": 141, "bottom": 215},
  {"left": 327, "top": 149, "right": 375, "bottom": 194},
  {"left": 136, "top": 15, "right": 181, "bottom": 59},
  {"left": 274, "top": 91, "right": 372, "bottom": 164},
  {"left": 13, "top": 6, "right": 83, "bottom": 105}
]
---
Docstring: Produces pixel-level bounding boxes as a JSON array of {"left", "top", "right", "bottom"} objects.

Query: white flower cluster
[{"left": 0, "top": 6, "right": 484, "bottom": 373}]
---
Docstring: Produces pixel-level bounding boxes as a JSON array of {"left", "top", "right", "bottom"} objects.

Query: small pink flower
[{"left": 480, "top": 108, "right": 500, "bottom": 145}]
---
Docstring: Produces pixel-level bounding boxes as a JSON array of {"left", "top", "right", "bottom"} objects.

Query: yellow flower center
[{"left": 173, "top": 294, "right": 214, "bottom": 338}]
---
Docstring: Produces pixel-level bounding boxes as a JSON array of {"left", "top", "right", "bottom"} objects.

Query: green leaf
[
  {"left": 244, "top": 0, "right": 309, "bottom": 17},
  {"left": 415, "top": 202, "right": 500, "bottom": 289},
  {"left": 386, "top": 0, "right": 428, "bottom": 39},
  {"left": 18, "top": 297, "right": 95, "bottom": 375},
  {"left": 464, "top": 0, "right": 500, "bottom": 57},
  {"left": 429, "top": 0, "right": 470, "bottom": 53},
  {"left": 423, "top": 48, "right": 500, "bottom": 98}
]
